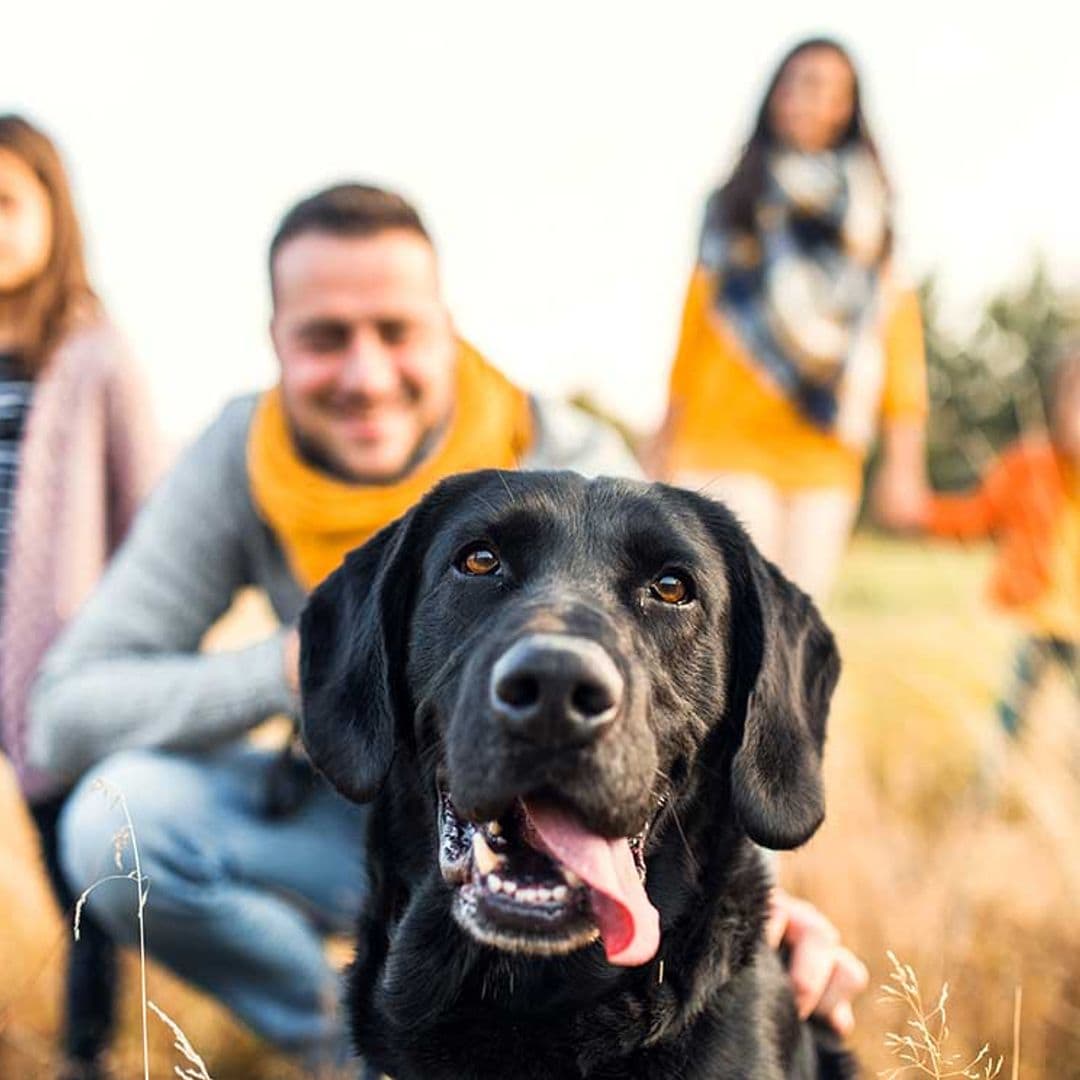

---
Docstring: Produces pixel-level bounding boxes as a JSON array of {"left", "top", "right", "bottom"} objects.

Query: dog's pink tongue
[{"left": 522, "top": 801, "right": 659, "bottom": 967}]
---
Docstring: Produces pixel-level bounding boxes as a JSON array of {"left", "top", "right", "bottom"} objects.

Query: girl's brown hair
[{"left": 0, "top": 114, "right": 97, "bottom": 373}]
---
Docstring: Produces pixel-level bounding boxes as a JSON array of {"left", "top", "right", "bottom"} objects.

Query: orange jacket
[{"left": 925, "top": 440, "right": 1076, "bottom": 614}]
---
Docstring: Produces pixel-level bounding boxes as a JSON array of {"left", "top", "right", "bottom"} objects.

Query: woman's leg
[
  {"left": 27, "top": 793, "right": 118, "bottom": 1075},
  {"left": 672, "top": 470, "right": 785, "bottom": 563},
  {"left": 780, "top": 488, "right": 860, "bottom": 600}
]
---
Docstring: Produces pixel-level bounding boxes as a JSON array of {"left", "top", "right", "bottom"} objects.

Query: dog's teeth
[
  {"left": 472, "top": 832, "right": 503, "bottom": 876},
  {"left": 536, "top": 887, "right": 552, "bottom": 903},
  {"left": 519, "top": 887, "right": 537, "bottom": 903},
  {"left": 561, "top": 869, "right": 582, "bottom": 888},
  {"left": 551, "top": 885, "right": 568, "bottom": 902},
  {"left": 488, "top": 874, "right": 503, "bottom": 893},
  {"left": 501, "top": 879, "right": 517, "bottom": 895}
]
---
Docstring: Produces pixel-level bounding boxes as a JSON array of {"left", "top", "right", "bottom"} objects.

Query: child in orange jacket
[{"left": 921, "top": 349, "right": 1080, "bottom": 734}]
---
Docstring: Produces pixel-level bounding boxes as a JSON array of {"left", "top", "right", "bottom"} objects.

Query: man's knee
[{"left": 59, "top": 749, "right": 223, "bottom": 937}]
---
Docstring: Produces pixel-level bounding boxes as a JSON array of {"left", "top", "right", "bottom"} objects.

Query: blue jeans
[
  {"left": 997, "top": 635, "right": 1079, "bottom": 737},
  {"left": 59, "top": 744, "right": 369, "bottom": 1066}
]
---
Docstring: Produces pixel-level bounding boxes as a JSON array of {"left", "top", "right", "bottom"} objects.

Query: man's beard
[{"left": 288, "top": 408, "right": 452, "bottom": 487}]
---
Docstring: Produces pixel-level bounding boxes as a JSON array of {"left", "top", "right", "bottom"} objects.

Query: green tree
[{"left": 921, "top": 262, "right": 1080, "bottom": 492}]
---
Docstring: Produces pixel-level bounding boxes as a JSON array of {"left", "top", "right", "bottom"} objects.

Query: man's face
[{"left": 270, "top": 228, "right": 457, "bottom": 484}]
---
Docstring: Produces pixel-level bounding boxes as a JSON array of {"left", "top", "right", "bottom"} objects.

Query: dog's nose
[{"left": 490, "top": 634, "right": 623, "bottom": 747}]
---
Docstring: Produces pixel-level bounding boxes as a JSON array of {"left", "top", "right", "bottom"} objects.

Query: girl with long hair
[
  {"left": 652, "top": 38, "right": 928, "bottom": 597},
  {"left": 0, "top": 113, "right": 159, "bottom": 1078}
]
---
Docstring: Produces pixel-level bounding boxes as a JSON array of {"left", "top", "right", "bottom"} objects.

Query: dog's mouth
[{"left": 438, "top": 783, "right": 661, "bottom": 967}]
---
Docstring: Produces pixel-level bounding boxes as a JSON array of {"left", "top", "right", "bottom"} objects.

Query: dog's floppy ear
[
  {"left": 675, "top": 488, "right": 840, "bottom": 850},
  {"left": 727, "top": 547, "right": 840, "bottom": 849},
  {"left": 299, "top": 513, "right": 417, "bottom": 804}
]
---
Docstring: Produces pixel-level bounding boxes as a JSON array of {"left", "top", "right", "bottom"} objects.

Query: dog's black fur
[{"left": 300, "top": 471, "right": 854, "bottom": 1079}]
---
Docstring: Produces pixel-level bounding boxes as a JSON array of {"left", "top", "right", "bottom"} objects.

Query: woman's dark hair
[
  {"left": 0, "top": 115, "right": 97, "bottom": 373},
  {"left": 715, "top": 37, "right": 890, "bottom": 240}
]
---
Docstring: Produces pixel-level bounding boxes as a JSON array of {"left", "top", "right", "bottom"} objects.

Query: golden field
[{"left": 0, "top": 536, "right": 1077, "bottom": 1078}]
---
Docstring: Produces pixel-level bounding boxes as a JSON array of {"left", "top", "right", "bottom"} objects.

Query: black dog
[{"left": 300, "top": 470, "right": 853, "bottom": 1079}]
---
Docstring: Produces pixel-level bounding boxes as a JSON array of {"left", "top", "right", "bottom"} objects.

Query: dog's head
[{"left": 300, "top": 470, "right": 838, "bottom": 969}]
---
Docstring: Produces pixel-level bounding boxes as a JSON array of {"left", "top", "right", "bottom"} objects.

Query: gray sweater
[{"left": 29, "top": 394, "right": 641, "bottom": 781}]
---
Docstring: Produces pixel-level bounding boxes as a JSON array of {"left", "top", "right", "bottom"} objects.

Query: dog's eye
[
  {"left": 457, "top": 545, "right": 501, "bottom": 576},
  {"left": 650, "top": 573, "right": 692, "bottom": 605}
]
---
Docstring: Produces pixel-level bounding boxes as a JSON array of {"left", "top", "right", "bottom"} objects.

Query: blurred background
[
  {"left": 2, "top": 1, "right": 1079, "bottom": 1077},
  {"left": 2, "top": 0, "right": 1079, "bottom": 444}
]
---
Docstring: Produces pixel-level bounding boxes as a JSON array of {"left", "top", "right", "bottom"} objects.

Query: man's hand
[{"left": 766, "top": 888, "right": 869, "bottom": 1036}]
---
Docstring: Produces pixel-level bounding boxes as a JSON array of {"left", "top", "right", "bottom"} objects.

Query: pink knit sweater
[{"left": 1, "top": 317, "right": 160, "bottom": 800}]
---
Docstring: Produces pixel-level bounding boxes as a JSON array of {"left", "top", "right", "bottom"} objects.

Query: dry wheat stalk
[
  {"left": 879, "top": 951, "right": 1004, "bottom": 1080},
  {"left": 148, "top": 1000, "right": 215, "bottom": 1080},
  {"left": 73, "top": 779, "right": 152, "bottom": 1079}
]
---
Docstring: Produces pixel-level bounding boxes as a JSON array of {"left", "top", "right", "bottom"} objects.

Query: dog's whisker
[
  {"left": 667, "top": 801, "right": 701, "bottom": 879},
  {"left": 416, "top": 739, "right": 444, "bottom": 777},
  {"left": 649, "top": 767, "right": 699, "bottom": 875},
  {"left": 693, "top": 476, "right": 726, "bottom": 498},
  {"left": 651, "top": 769, "right": 675, "bottom": 804},
  {"left": 417, "top": 637, "right": 485, "bottom": 706},
  {"left": 494, "top": 469, "right": 516, "bottom": 504},
  {"left": 467, "top": 490, "right": 503, "bottom": 520}
]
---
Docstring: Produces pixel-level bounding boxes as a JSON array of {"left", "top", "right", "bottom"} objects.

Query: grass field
[{"left": 0, "top": 536, "right": 1077, "bottom": 1078}]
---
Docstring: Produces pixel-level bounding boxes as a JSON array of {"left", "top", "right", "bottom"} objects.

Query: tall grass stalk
[
  {"left": 147, "top": 1001, "right": 214, "bottom": 1080},
  {"left": 73, "top": 779, "right": 150, "bottom": 1080},
  {"left": 880, "top": 951, "right": 1004, "bottom": 1080},
  {"left": 1011, "top": 988, "right": 1021, "bottom": 1080},
  {"left": 72, "top": 779, "right": 217, "bottom": 1080}
]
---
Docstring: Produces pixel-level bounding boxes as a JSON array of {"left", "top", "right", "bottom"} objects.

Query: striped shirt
[
  {"left": 0, "top": 352, "right": 33, "bottom": 627},
  {"left": 0, "top": 351, "right": 33, "bottom": 754}
]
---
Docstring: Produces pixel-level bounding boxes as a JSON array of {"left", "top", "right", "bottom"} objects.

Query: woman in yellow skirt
[{"left": 653, "top": 38, "right": 928, "bottom": 598}]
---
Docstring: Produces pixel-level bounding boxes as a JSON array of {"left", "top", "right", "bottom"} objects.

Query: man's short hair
[{"left": 269, "top": 183, "right": 432, "bottom": 294}]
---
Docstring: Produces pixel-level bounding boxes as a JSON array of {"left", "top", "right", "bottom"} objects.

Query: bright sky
[{"left": 5, "top": 1, "right": 1079, "bottom": 440}]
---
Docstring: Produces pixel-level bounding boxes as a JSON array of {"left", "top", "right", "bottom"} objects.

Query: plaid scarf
[{"left": 700, "top": 146, "right": 889, "bottom": 439}]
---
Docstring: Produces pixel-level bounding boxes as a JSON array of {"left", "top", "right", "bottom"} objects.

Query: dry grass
[
  {"left": 0, "top": 591, "right": 321, "bottom": 1079},
  {"left": 786, "top": 536, "right": 1080, "bottom": 1078},
  {"left": 0, "top": 542, "right": 1077, "bottom": 1077},
  {"left": 879, "top": 950, "right": 1004, "bottom": 1079}
]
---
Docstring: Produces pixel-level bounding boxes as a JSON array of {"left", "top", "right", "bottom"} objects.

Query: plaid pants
[{"left": 997, "top": 635, "right": 1080, "bottom": 737}]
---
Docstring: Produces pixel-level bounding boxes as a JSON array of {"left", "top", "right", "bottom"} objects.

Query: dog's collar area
[{"left": 437, "top": 782, "right": 662, "bottom": 963}]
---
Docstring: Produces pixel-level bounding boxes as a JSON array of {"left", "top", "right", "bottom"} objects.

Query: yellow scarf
[{"left": 248, "top": 343, "right": 533, "bottom": 590}]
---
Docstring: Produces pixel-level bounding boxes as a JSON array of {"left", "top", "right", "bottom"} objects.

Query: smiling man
[
  {"left": 270, "top": 214, "right": 458, "bottom": 483},
  {"left": 30, "top": 184, "right": 865, "bottom": 1072},
  {"left": 27, "top": 183, "right": 637, "bottom": 1070}
]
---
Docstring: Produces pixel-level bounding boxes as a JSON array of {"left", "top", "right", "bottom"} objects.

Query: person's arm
[
  {"left": 873, "top": 420, "right": 928, "bottom": 530},
  {"left": 527, "top": 397, "right": 644, "bottom": 481},
  {"left": 766, "top": 889, "right": 869, "bottom": 1036},
  {"left": 645, "top": 269, "right": 711, "bottom": 480},
  {"left": 922, "top": 479, "right": 998, "bottom": 540},
  {"left": 29, "top": 401, "right": 296, "bottom": 782},
  {"left": 872, "top": 288, "right": 931, "bottom": 530},
  {"left": 102, "top": 327, "right": 164, "bottom": 547}
]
